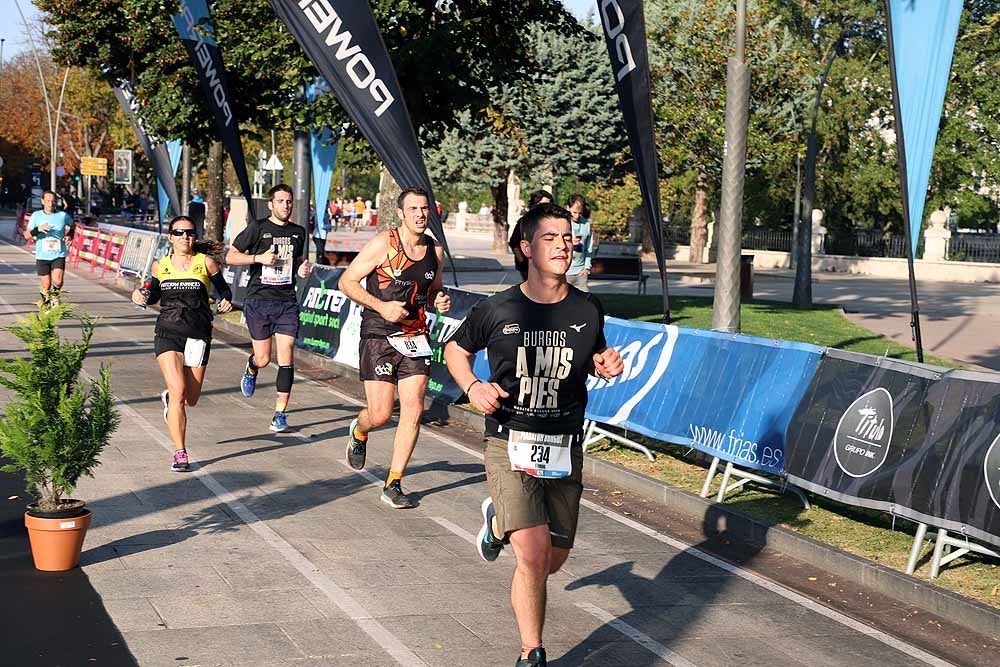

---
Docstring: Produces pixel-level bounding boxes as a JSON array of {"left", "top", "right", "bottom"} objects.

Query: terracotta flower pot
[{"left": 24, "top": 505, "right": 92, "bottom": 572}]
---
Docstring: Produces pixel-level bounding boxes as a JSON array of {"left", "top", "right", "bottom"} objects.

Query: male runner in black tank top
[{"left": 339, "top": 187, "right": 451, "bottom": 508}]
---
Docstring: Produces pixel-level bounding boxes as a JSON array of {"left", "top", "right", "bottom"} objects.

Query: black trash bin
[{"left": 740, "top": 254, "right": 754, "bottom": 301}]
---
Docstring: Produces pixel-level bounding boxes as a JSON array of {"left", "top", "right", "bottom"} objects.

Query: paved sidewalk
[{"left": 0, "top": 240, "right": 989, "bottom": 666}]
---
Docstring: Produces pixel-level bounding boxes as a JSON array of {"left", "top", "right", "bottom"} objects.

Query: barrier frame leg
[
  {"left": 710, "top": 460, "right": 810, "bottom": 510},
  {"left": 582, "top": 419, "right": 655, "bottom": 462},
  {"left": 928, "top": 528, "right": 1000, "bottom": 579},
  {"left": 699, "top": 456, "right": 722, "bottom": 498},
  {"left": 905, "top": 522, "right": 929, "bottom": 575}
]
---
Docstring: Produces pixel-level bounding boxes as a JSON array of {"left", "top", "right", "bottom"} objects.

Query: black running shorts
[
  {"left": 36, "top": 257, "right": 66, "bottom": 276},
  {"left": 243, "top": 298, "right": 299, "bottom": 340},
  {"left": 154, "top": 334, "right": 212, "bottom": 368},
  {"left": 358, "top": 337, "right": 431, "bottom": 383}
]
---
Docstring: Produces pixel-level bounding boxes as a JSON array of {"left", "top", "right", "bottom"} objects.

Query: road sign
[
  {"left": 80, "top": 156, "right": 108, "bottom": 177},
  {"left": 56, "top": 166, "right": 66, "bottom": 177},
  {"left": 264, "top": 153, "right": 284, "bottom": 171}
]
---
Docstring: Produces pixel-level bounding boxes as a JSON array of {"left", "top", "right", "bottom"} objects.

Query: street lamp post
[{"left": 14, "top": 0, "right": 70, "bottom": 194}]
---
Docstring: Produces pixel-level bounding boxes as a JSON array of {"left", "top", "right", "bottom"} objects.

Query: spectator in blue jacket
[{"left": 566, "top": 194, "right": 594, "bottom": 292}]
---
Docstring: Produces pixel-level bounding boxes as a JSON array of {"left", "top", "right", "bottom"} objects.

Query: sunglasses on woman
[{"left": 170, "top": 229, "right": 197, "bottom": 237}]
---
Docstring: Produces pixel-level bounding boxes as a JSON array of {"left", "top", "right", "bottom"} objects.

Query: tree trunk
[
  {"left": 376, "top": 165, "right": 401, "bottom": 231},
  {"left": 205, "top": 140, "right": 224, "bottom": 243},
  {"left": 490, "top": 168, "right": 509, "bottom": 253},
  {"left": 688, "top": 171, "right": 708, "bottom": 263}
]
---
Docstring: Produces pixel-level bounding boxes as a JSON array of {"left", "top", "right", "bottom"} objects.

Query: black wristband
[
  {"left": 465, "top": 379, "right": 480, "bottom": 395},
  {"left": 209, "top": 270, "right": 233, "bottom": 302}
]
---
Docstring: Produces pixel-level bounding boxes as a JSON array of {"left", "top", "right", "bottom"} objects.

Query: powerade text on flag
[
  {"left": 786, "top": 349, "right": 1000, "bottom": 549},
  {"left": 886, "top": 0, "right": 963, "bottom": 257},
  {"left": 109, "top": 78, "right": 181, "bottom": 220},
  {"left": 599, "top": 0, "right": 669, "bottom": 321},
  {"left": 269, "top": 0, "right": 455, "bottom": 276},
  {"left": 171, "top": 0, "right": 254, "bottom": 204}
]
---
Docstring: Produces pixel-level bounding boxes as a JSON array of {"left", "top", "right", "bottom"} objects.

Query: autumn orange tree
[{"left": 0, "top": 51, "right": 134, "bottom": 195}]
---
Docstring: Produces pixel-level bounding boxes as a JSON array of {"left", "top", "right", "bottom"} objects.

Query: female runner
[{"left": 132, "top": 216, "right": 233, "bottom": 471}]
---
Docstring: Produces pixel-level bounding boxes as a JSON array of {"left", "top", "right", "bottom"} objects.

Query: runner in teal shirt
[{"left": 27, "top": 190, "right": 74, "bottom": 307}]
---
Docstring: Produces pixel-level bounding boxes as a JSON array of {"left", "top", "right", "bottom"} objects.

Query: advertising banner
[
  {"left": 425, "top": 288, "right": 489, "bottom": 402},
  {"left": 220, "top": 263, "right": 251, "bottom": 309},
  {"left": 113, "top": 149, "right": 133, "bottom": 185},
  {"left": 172, "top": 0, "right": 254, "bottom": 202},
  {"left": 598, "top": 0, "right": 668, "bottom": 319},
  {"left": 296, "top": 265, "right": 352, "bottom": 358},
  {"left": 785, "top": 349, "right": 1000, "bottom": 548},
  {"left": 586, "top": 318, "right": 823, "bottom": 476},
  {"left": 157, "top": 139, "right": 183, "bottom": 221},
  {"left": 306, "top": 79, "right": 338, "bottom": 240},
  {"left": 269, "top": 0, "right": 455, "bottom": 277}
]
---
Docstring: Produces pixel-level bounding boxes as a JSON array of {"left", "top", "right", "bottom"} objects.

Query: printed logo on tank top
[
  {"left": 515, "top": 330, "right": 573, "bottom": 411},
  {"left": 367, "top": 230, "right": 436, "bottom": 335}
]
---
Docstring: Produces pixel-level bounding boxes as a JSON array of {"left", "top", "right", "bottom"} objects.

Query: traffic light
[{"left": 73, "top": 170, "right": 81, "bottom": 183}]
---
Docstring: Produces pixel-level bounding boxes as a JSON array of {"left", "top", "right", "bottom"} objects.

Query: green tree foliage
[
  {"left": 425, "top": 22, "right": 625, "bottom": 247},
  {"left": 35, "top": 1, "right": 578, "bottom": 146},
  {"left": 0, "top": 305, "right": 120, "bottom": 509},
  {"left": 648, "top": 0, "right": 809, "bottom": 259}
]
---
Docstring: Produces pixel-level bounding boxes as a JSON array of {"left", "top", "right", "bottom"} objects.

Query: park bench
[{"left": 588, "top": 241, "right": 648, "bottom": 294}]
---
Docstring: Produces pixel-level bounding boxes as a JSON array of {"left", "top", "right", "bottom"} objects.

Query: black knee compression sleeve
[{"left": 276, "top": 365, "right": 294, "bottom": 393}]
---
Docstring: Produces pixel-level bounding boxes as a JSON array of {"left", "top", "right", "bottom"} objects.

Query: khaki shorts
[{"left": 484, "top": 436, "right": 584, "bottom": 550}]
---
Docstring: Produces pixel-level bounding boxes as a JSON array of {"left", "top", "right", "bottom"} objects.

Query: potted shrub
[{"left": 0, "top": 303, "right": 119, "bottom": 571}]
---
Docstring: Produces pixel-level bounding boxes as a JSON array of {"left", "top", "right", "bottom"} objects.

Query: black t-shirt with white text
[
  {"left": 451, "top": 285, "right": 607, "bottom": 435},
  {"left": 231, "top": 218, "right": 307, "bottom": 301}
]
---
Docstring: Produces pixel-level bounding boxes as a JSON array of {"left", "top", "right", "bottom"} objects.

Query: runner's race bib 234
[{"left": 507, "top": 429, "right": 573, "bottom": 478}]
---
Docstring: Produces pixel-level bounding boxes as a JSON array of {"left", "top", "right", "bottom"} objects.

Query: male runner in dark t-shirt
[
  {"left": 339, "top": 187, "right": 451, "bottom": 508},
  {"left": 226, "top": 184, "right": 311, "bottom": 433},
  {"left": 445, "top": 203, "right": 623, "bottom": 667}
]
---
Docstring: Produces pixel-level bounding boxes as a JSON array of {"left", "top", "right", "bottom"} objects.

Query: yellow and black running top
[{"left": 155, "top": 253, "right": 213, "bottom": 340}]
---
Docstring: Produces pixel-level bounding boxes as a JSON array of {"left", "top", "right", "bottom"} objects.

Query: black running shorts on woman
[{"left": 451, "top": 285, "right": 607, "bottom": 547}]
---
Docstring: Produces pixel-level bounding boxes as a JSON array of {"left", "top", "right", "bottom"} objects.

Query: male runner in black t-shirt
[
  {"left": 445, "top": 203, "right": 623, "bottom": 667},
  {"left": 225, "top": 184, "right": 311, "bottom": 433},
  {"left": 339, "top": 187, "right": 451, "bottom": 508}
]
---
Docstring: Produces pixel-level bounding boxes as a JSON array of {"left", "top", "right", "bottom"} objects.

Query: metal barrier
[
  {"left": 72, "top": 225, "right": 101, "bottom": 268},
  {"left": 117, "top": 229, "right": 162, "bottom": 278},
  {"left": 97, "top": 230, "right": 129, "bottom": 279}
]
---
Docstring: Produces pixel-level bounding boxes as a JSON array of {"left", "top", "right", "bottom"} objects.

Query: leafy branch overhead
[{"left": 35, "top": 0, "right": 580, "bottom": 148}]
